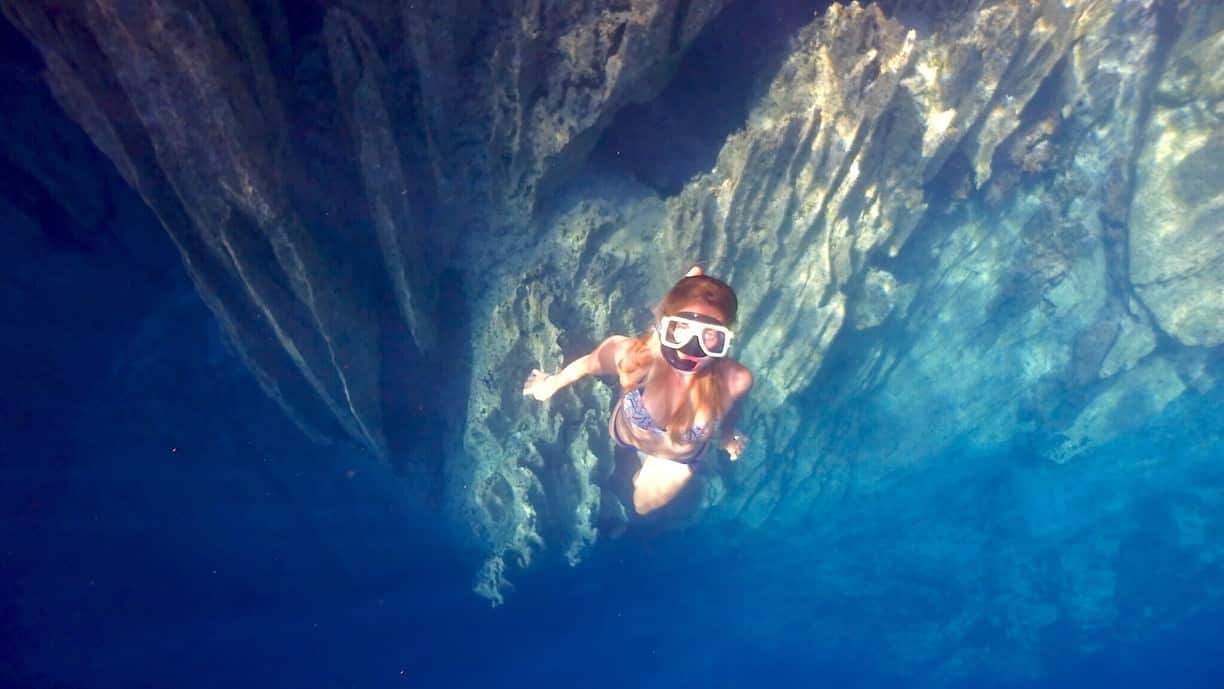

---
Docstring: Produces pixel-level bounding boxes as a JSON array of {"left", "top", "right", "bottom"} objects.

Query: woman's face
[{"left": 658, "top": 301, "right": 729, "bottom": 374}]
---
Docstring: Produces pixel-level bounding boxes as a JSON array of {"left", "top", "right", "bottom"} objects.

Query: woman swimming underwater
[{"left": 522, "top": 266, "right": 753, "bottom": 515}]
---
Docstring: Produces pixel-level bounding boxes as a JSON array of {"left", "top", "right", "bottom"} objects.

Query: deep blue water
[{"left": 4, "top": 264, "right": 1222, "bottom": 688}]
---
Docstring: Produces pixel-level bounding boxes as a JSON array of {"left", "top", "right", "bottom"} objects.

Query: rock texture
[
  {"left": 6, "top": 0, "right": 1223, "bottom": 675},
  {"left": 1130, "top": 1, "right": 1224, "bottom": 347},
  {"left": 2, "top": 0, "right": 726, "bottom": 465},
  {"left": 443, "top": 0, "right": 1224, "bottom": 625}
]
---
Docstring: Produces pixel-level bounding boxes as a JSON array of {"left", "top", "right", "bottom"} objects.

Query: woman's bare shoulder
[
  {"left": 722, "top": 360, "right": 754, "bottom": 398},
  {"left": 592, "top": 335, "right": 637, "bottom": 376},
  {"left": 599, "top": 335, "right": 635, "bottom": 358}
]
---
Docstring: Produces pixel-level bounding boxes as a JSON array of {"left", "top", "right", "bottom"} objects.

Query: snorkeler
[{"left": 522, "top": 266, "right": 753, "bottom": 515}]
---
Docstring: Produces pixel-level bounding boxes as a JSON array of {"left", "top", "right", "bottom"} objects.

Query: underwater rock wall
[
  {"left": 5, "top": 0, "right": 1221, "bottom": 621},
  {"left": 1130, "top": 1, "right": 1224, "bottom": 348},
  {"left": 1, "top": 0, "right": 724, "bottom": 463},
  {"left": 470, "top": 0, "right": 1222, "bottom": 605},
  {"left": 4, "top": 0, "right": 395, "bottom": 459}
]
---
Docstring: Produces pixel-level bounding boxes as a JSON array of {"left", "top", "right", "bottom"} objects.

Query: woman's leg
[{"left": 632, "top": 453, "right": 693, "bottom": 515}]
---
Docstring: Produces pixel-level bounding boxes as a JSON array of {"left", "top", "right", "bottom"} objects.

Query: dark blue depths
[
  {"left": 3, "top": 271, "right": 1222, "bottom": 689},
  {"left": 5, "top": 167, "right": 1223, "bottom": 688}
]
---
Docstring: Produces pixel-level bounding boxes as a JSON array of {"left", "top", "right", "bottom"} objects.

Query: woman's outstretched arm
[
  {"left": 717, "top": 365, "right": 754, "bottom": 460},
  {"left": 523, "top": 336, "right": 631, "bottom": 401}
]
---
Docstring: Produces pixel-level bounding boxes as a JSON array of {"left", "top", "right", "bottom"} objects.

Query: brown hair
[{"left": 616, "top": 275, "right": 738, "bottom": 442}]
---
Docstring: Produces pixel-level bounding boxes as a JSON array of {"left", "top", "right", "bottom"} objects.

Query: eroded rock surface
[
  {"left": 2, "top": 0, "right": 724, "bottom": 464},
  {"left": 1130, "top": 1, "right": 1224, "bottom": 347},
  {"left": 456, "top": 0, "right": 1223, "bottom": 670}
]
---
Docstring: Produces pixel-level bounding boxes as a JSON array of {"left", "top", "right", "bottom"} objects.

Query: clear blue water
[{"left": 4, "top": 271, "right": 1221, "bottom": 688}]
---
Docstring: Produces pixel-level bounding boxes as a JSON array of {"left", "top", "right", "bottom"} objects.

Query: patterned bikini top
[{"left": 622, "top": 385, "right": 711, "bottom": 444}]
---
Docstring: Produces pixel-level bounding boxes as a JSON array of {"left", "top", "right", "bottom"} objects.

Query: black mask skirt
[{"left": 661, "top": 342, "right": 699, "bottom": 371}]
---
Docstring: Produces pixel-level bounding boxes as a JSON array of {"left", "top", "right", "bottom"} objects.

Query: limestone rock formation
[
  {"left": 2, "top": 0, "right": 725, "bottom": 464},
  {"left": 4, "top": 0, "right": 397, "bottom": 458},
  {"left": 1130, "top": 1, "right": 1224, "bottom": 347},
  {"left": 457, "top": 0, "right": 1222, "bottom": 667}
]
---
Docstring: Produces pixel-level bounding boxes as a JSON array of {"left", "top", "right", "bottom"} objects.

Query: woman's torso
[{"left": 610, "top": 369, "right": 719, "bottom": 462}]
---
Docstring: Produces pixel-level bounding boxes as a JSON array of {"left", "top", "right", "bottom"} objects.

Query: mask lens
[
  {"left": 661, "top": 316, "right": 731, "bottom": 357},
  {"left": 663, "top": 318, "right": 690, "bottom": 348},
  {"left": 700, "top": 327, "right": 727, "bottom": 356}
]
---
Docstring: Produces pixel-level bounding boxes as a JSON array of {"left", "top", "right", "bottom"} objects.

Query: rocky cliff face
[
  {"left": 2, "top": 0, "right": 726, "bottom": 465},
  {"left": 6, "top": 0, "right": 1221, "bottom": 665},
  {"left": 461, "top": 0, "right": 1222, "bottom": 601}
]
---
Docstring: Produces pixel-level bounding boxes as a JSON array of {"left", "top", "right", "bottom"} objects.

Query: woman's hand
[
  {"left": 522, "top": 369, "right": 558, "bottom": 401},
  {"left": 721, "top": 432, "right": 748, "bottom": 461}
]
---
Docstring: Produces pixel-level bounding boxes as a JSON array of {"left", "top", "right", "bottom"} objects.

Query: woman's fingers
[
  {"left": 522, "top": 369, "right": 553, "bottom": 400},
  {"left": 724, "top": 433, "right": 747, "bottom": 461},
  {"left": 522, "top": 369, "right": 540, "bottom": 396}
]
